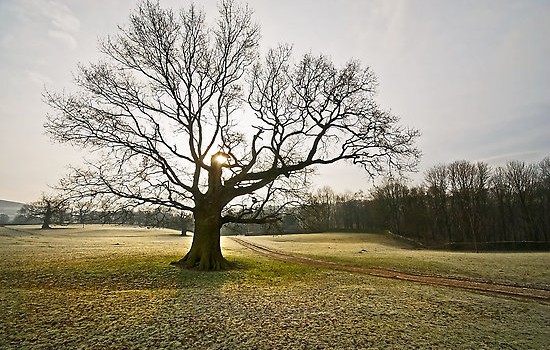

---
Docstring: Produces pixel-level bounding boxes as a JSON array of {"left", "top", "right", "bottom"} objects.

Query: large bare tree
[{"left": 45, "top": 0, "right": 420, "bottom": 270}]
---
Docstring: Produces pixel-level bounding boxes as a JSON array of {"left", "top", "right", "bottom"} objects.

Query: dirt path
[{"left": 231, "top": 237, "right": 550, "bottom": 302}]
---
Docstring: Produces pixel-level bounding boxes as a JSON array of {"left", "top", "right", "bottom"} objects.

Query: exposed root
[{"left": 170, "top": 252, "right": 231, "bottom": 271}]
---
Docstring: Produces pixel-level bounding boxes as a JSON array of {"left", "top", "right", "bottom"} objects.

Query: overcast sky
[{"left": 1, "top": 0, "right": 549, "bottom": 203}]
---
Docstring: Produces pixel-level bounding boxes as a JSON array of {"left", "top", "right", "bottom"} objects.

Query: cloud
[
  {"left": 1, "top": 1, "right": 81, "bottom": 52},
  {"left": 25, "top": 69, "right": 53, "bottom": 86},
  {"left": 478, "top": 151, "right": 546, "bottom": 168},
  {"left": 47, "top": 29, "right": 77, "bottom": 50},
  {"left": 42, "top": 0, "right": 80, "bottom": 33},
  {"left": 28, "top": 0, "right": 81, "bottom": 49}
]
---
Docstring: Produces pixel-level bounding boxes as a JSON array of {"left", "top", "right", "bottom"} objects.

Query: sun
[{"left": 212, "top": 152, "right": 230, "bottom": 165}]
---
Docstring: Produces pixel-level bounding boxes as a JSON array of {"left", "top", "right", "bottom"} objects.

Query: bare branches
[
  {"left": 44, "top": 0, "right": 419, "bottom": 226},
  {"left": 236, "top": 47, "right": 420, "bottom": 191},
  {"left": 56, "top": 159, "right": 195, "bottom": 212}
]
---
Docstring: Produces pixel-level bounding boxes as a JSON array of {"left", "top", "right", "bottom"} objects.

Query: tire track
[{"left": 231, "top": 237, "right": 550, "bottom": 302}]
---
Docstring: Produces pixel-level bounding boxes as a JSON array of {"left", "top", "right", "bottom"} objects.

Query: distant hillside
[{"left": 0, "top": 200, "right": 25, "bottom": 219}]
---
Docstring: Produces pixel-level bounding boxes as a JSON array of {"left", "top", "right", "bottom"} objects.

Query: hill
[{"left": 0, "top": 199, "right": 25, "bottom": 219}]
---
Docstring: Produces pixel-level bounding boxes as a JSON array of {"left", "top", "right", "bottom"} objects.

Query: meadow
[
  {"left": 1, "top": 225, "right": 548, "bottom": 349},
  {"left": 249, "top": 233, "right": 550, "bottom": 289}
]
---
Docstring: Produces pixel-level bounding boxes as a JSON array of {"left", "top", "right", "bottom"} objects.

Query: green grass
[
  {"left": 0, "top": 249, "right": 328, "bottom": 349},
  {"left": 299, "top": 251, "right": 550, "bottom": 287},
  {"left": 250, "top": 232, "right": 550, "bottom": 288},
  {"left": 1, "top": 253, "right": 324, "bottom": 292},
  {"left": 1, "top": 226, "right": 549, "bottom": 349}
]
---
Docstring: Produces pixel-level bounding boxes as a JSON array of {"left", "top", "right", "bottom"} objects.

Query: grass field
[
  {"left": 1, "top": 226, "right": 548, "bottom": 349},
  {"left": 248, "top": 233, "right": 550, "bottom": 289}
]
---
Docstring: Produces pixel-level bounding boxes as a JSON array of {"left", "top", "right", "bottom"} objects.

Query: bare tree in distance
[
  {"left": 372, "top": 177, "right": 410, "bottom": 236},
  {"left": 44, "top": 0, "right": 420, "bottom": 270},
  {"left": 19, "top": 195, "right": 67, "bottom": 229},
  {"left": 424, "top": 164, "right": 451, "bottom": 242}
]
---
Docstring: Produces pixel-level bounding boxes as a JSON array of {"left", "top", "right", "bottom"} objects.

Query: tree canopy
[{"left": 45, "top": 0, "right": 419, "bottom": 269}]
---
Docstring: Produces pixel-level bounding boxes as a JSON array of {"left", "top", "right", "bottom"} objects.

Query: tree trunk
[
  {"left": 41, "top": 204, "right": 52, "bottom": 229},
  {"left": 171, "top": 153, "right": 231, "bottom": 270},
  {"left": 171, "top": 205, "right": 230, "bottom": 270}
]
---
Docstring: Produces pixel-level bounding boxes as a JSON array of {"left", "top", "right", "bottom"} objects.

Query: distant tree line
[
  {"left": 9, "top": 196, "right": 192, "bottom": 233},
  {"left": 6, "top": 157, "right": 549, "bottom": 250},
  {"left": 297, "top": 157, "right": 550, "bottom": 249},
  {"left": 296, "top": 187, "right": 375, "bottom": 232}
]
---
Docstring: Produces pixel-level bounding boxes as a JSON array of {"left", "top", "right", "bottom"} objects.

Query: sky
[{"left": 1, "top": 0, "right": 549, "bottom": 203}]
